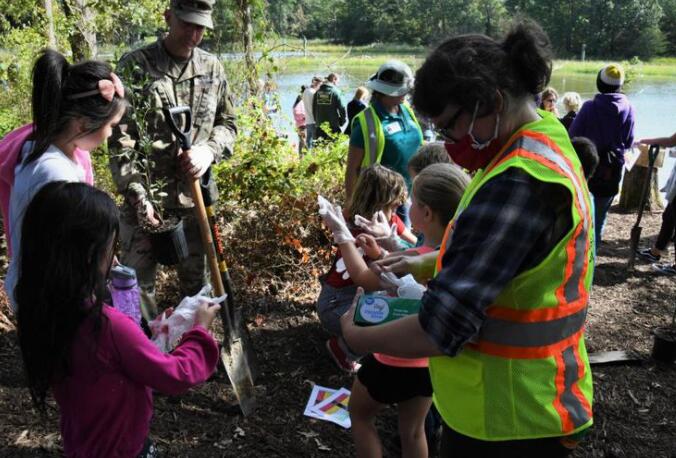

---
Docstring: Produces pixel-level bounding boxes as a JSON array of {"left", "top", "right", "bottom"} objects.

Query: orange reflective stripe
[
  {"left": 553, "top": 344, "right": 593, "bottom": 433},
  {"left": 553, "top": 351, "right": 574, "bottom": 433},
  {"left": 571, "top": 344, "right": 593, "bottom": 421},
  {"left": 486, "top": 300, "right": 587, "bottom": 322},
  {"left": 556, "top": 220, "right": 584, "bottom": 305},
  {"left": 468, "top": 328, "right": 584, "bottom": 359},
  {"left": 436, "top": 220, "right": 455, "bottom": 273}
]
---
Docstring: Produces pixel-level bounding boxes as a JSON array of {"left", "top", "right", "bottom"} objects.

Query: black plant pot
[
  {"left": 651, "top": 327, "right": 676, "bottom": 364},
  {"left": 148, "top": 218, "right": 189, "bottom": 266}
]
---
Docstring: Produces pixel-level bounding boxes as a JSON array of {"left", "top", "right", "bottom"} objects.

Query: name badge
[{"left": 384, "top": 121, "right": 402, "bottom": 135}]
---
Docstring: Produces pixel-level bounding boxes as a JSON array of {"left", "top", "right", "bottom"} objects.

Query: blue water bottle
[{"left": 109, "top": 265, "right": 142, "bottom": 325}]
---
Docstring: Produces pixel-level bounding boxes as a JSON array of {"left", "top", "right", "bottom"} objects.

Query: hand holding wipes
[{"left": 150, "top": 285, "right": 226, "bottom": 353}]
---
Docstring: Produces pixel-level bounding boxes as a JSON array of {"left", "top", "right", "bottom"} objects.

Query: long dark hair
[
  {"left": 413, "top": 19, "right": 553, "bottom": 118},
  {"left": 16, "top": 182, "right": 119, "bottom": 410},
  {"left": 29, "top": 49, "right": 127, "bottom": 163}
]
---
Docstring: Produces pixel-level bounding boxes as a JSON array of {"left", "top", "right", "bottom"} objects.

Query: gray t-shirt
[
  {"left": 6, "top": 142, "right": 85, "bottom": 311},
  {"left": 302, "top": 87, "right": 317, "bottom": 125}
]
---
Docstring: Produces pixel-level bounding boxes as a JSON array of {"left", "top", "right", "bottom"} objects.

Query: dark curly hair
[{"left": 413, "top": 19, "right": 553, "bottom": 118}]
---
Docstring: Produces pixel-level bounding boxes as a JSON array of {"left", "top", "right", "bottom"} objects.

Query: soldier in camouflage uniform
[{"left": 108, "top": 0, "right": 236, "bottom": 318}]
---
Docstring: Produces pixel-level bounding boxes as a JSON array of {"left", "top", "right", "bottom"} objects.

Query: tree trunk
[
  {"left": 618, "top": 165, "right": 664, "bottom": 212},
  {"left": 61, "top": 0, "right": 98, "bottom": 60},
  {"left": 236, "top": 0, "right": 258, "bottom": 96},
  {"left": 44, "top": 0, "right": 57, "bottom": 49}
]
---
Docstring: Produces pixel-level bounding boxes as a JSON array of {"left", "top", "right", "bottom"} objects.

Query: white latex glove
[
  {"left": 355, "top": 210, "right": 401, "bottom": 251},
  {"left": 179, "top": 144, "right": 214, "bottom": 179},
  {"left": 318, "top": 195, "right": 355, "bottom": 244},
  {"left": 354, "top": 211, "right": 390, "bottom": 238}
]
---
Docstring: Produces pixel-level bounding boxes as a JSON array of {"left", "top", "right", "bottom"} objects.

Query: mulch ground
[{"left": 0, "top": 205, "right": 674, "bottom": 457}]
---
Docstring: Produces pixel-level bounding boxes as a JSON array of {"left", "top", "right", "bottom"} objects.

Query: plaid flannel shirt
[{"left": 419, "top": 168, "right": 571, "bottom": 356}]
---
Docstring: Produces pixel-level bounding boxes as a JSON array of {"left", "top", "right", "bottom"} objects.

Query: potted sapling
[{"left": 114, "top": 68, "right": 188, "bottom": 266}]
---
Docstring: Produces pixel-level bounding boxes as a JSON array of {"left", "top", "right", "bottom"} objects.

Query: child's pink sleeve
[
  {"left": 108, "top": 310, "right": 219, "bottom": 395},
  {"left": 73, "top": 148, "right": 94, "bottom": 185}
]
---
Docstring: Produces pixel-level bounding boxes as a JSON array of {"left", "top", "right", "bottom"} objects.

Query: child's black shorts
[{"left": 357, "top": 354, "right": 432, "bottom": 405}]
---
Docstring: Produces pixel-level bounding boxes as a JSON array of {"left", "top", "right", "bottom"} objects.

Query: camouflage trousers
[{"left": 119, "top": 205, "right": 207, "bottom": 320}]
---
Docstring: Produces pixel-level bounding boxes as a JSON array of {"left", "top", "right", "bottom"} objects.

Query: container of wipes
[{"left": 354, "top": 294, "right": 421, "bottom": 327}]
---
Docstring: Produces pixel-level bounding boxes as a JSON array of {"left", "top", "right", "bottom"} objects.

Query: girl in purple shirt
[{"left": 16, "top": 182, "right": 220, "bottom": 458}]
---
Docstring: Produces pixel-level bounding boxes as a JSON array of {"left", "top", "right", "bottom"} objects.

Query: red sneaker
[{"left": 326, "top": 337, "right": 358, "bottom": 373}]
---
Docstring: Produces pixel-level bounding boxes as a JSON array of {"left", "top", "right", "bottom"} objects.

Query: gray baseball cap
[
  {"left": 172, "top": 0, "right": 214, "bottom": 29},
  {"left": 366, "top": 60, "right": 414, "bottom": 97}
]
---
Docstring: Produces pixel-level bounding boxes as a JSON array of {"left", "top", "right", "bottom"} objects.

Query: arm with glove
[
  {"left": 354, "top": 210, "right": 417, "bottom": 251},
  {"left": 318, "top": 196, "right": 397, "bottom": 291}
]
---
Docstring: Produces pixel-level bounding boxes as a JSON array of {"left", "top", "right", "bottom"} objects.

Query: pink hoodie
[
  {"left": 54, "top": 305, "right": 219, "bottom": 457},
  {"left": 0, "top": 124, "right": 94, "bottom": 256}
]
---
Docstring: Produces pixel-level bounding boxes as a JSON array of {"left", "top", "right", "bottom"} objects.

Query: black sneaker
[
  {"left": 652, "top": 263, "right": 676, "bottom": 276},
  {"left": 637, "top": 248, "right": 661, "bottom": 263}
]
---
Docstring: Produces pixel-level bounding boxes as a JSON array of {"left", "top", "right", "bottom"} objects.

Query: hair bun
[{"left": 502, "top": 20, "right": 553, "bottom": 95}]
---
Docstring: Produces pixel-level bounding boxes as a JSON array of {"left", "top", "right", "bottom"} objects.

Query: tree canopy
[{"left": 0, "top": 0, "right": 673, "bottom": 67}]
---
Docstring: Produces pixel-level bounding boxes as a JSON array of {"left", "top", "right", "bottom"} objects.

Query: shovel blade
[
  {"left": 627, "top": 225, "right": 642, "bottom": 269},
  {"left": 221, "top": 339, "right": 257, "bottom": 416},
  {"left": 220, "top": 305, "right": 258, "bottom": 416},
  {"left": 231, "top": 306, "right": 260, "bottom": 383}
]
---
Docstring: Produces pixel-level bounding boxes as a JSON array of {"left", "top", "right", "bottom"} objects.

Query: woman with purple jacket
[{"left": 569, "top": 64, "right": 635, "bottom": 244}]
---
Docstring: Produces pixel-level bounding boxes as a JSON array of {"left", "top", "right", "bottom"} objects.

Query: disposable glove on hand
[
  {"left": 355, "top": 210, "right": 401, "bottom": 251},
  {"left": 354, "top": 210, "right": 390, "bottom": 238},
  {"left": 180, "top": 144, "right": 214, "bottom": 179},
  {"left": 318, "top": 195, "right": 355, "bottom": 244}
]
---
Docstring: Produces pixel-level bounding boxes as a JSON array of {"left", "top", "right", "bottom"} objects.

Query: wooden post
[
  {"left": 61, "top": 0, "right": 98, "bottom": 60},
  {"left": 619, "top": 166, "right": 663, "bottom": 212},
  {"left": 619, "top": 146, "right": 665, "bottom": 212},
  {"left": 44, "top": 0, "right": 57, "bottom": 49},
  {"left": 236, "top": 0, "right": 258, "bottom": 96}
]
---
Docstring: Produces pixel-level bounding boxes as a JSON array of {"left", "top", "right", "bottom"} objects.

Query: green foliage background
[{"left": 0, "top": 0, "right": 673, "bottom": 283}]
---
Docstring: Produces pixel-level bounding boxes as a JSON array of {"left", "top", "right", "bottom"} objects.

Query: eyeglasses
[{"left": 434, "top": 108, "right": 465, "bottom": 142}]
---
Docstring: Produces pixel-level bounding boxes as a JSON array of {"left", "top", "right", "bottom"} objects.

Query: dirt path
[{"left": 0, "top": 207, "right": 674, "bottom": 457}]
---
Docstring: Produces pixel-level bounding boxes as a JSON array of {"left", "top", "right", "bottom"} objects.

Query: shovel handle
[
  {"left": 164, "top": 106, "right": 193, "bottom": 150},
  {"left": 187, "top": 175, "right": 229, "bottom": 301}
]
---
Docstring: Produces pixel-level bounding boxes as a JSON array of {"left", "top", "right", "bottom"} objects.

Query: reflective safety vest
[
  {"left": 430, "top": 111, "right": 594, "bottom": 441},
  {"left": 355, "top": 103, "right": 421, "bottom": 168}
]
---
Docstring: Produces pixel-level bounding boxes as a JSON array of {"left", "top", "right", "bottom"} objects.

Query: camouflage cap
[{"left": 171, "top": 0, "right": 214, "bottom": 29}]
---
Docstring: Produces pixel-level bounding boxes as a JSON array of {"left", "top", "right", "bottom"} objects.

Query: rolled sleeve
[{"left": 419, "top": 169, "right": 557, "bottom": 356}]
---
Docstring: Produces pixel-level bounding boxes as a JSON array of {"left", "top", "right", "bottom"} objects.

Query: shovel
[
  {"left": 627, "top": 144, "right": 660, "bottom": 269},
  {"left": 164, "top": 106, "right": 257, "bottom": 415},
  {"left": 200, "top": 167, "right": 260, "bottom": 383}
]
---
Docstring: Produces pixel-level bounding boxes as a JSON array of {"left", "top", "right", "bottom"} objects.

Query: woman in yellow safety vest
[
  {"left": 340, "top": 19, "right": 594, "bottom": 457},
  {"left": 345, "top": 60, "right": 423, "bottom": 226}
]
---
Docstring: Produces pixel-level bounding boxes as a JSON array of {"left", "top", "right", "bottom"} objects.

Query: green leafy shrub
[{"left": 212, "top": 101, "right": 344, "bottom": 289}]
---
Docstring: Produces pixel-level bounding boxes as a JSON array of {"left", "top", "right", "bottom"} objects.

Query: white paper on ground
[
  {"left": 309, "top": 387, "right": 351, "bottom": 429},
  {"left": 303, "top": 385, "right": 337, "bottom": 421}
]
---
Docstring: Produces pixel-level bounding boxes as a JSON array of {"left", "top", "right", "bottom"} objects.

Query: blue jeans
[
  {"left": 306, "top": 124, "right": 316, "bottom": 150},
  {"left": 592, "top": 194, "right": 615, "bottom": 244}
]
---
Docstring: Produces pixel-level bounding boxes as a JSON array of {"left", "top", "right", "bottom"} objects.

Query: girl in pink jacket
[{"left": 16, "top": 182, "right": 220, "bottom": 458}]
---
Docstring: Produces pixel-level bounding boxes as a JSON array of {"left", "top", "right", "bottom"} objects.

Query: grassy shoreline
[{"left": 273, "top": 39, "right": 676, "bottom": 80}]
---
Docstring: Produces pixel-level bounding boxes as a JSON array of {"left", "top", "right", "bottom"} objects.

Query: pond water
[{"left": 268, "top": 66, "right": 675, "bottom": 190}]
